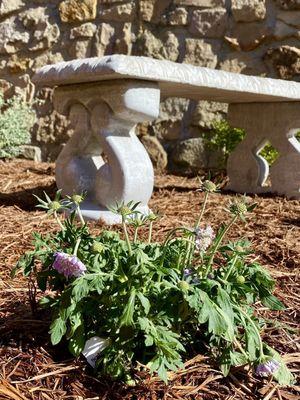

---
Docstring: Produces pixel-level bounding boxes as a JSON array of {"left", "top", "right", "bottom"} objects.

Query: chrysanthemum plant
[{"left": 13, "top": 183, "right": 294, "bottom": 385}]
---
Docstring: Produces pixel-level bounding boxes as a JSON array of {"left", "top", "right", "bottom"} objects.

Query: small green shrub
[
  {"left": 0, "top": 92, "right": 36, "bottom": 159},
  {"left": 13, "top": 187, "right": 294, "bottom": 385},
  {"left": 206, "top": 120, "right": 300, "bottom": 166},
  {"left": 206, "top": 120, "right": 245, "bottom": 159}
]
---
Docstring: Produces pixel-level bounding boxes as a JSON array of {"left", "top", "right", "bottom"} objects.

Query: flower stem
[
  {"left": 235, "top": 305, "right": 264, "bottom": 359},
  {"left": 76, "top": 205, "right": 85, "bottom": 227},
  {"left": 54, "top": 210, "right": 65, "bottom": 231},
  {"left": 204, "top": 214, "right": 238, "bottom": 278},
  {"left": 184, "top": 241, "right": 193, "bottom": 268},
  {"left": 224, "top": 254, "right": 239, "bottom": 281},
  {"left": 133, "top": 227, "right": 138, "bottom": 243},
  {"left": 122, "top": 217, "right": 132, "bottom": 256},
  {"left": 148, "top": 221, "right": 153, "bottom": 244},
  {"left": 73, "top": 238, "right": 81, "bottom": 256},
  {"left": 195, "top": 191, "right": 209, "bottom": 228}
]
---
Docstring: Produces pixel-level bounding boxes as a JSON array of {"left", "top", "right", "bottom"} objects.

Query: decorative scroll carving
[
  {"left": 227, "top": 102, "right": 300, "bottom": 198},
  {"left": 53, "top": 79, "right": 160, "bottom": 223}
]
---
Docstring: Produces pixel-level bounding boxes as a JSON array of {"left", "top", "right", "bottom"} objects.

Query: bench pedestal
[
  {"left": 53, "top": 80, "right": 160, "bottom": 223},
  {"left": 227, "top": 102, "right": 300, "bottom": 199}
]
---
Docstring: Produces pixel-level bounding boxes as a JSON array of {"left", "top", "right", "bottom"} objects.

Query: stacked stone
[{"left": 0, "top": 0, "right": 299, "bottom": 171}]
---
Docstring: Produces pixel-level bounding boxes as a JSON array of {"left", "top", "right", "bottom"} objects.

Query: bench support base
[
  {"left": 53, "top": 80, "right": 160, "bottom": 223},
  {"left": 227, "top": 102, "right": 300, "bottom": 199}
]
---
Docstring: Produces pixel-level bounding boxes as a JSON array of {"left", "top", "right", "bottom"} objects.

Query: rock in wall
[{"left": 0, "top": 0, "right": 299, "bottom": 172}]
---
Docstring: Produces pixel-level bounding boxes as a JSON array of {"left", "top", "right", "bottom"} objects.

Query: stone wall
[{"left": 0, "top": 0, "right": 300, "bottom": 172}]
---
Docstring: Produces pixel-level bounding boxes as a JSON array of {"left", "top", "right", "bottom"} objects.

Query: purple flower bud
[
  {"left": 183, "top": 269, "right": 192, "bottom": 278},
  {"left": 52, "top": 252, "right": 86, "bottom": 278},
  {"left": 256, "top": 359, "right": 280, "bottom": 377}
]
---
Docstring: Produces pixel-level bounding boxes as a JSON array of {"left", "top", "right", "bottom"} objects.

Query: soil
[{"left": 0, "top": 159, "right": 299, "bottom": 400}]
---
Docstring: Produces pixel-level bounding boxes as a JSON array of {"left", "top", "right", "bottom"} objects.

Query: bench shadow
[{"left": 0, "top": 182, "right": 57, "bottom": 211}]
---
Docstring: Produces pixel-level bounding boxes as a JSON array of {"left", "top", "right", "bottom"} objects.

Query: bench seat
[
  {"left": 34, "top": 55, "right": 300, "bottom": 103},
  {"left": 33, "top": 55, "right": 300, "bottom": 222}
]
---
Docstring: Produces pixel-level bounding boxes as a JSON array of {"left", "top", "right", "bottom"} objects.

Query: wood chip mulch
[{"left": 0, "top": 159, "right": 299, "bottom": 400}]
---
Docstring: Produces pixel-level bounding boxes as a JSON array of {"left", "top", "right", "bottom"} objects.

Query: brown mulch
[{"left": 0, "top": 159, "right": 299, "bottom": 400}]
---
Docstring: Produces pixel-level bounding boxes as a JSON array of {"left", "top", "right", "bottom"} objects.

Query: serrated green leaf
[
  {"left": 261, "top": 294, "right": 285, "bottom": 311},
  {"left": 137, "top": 292, "right": 150, "bottom": 315},
  {"left": 50, "top": 316, "right": 66, "bottom": 345},
  {"left": 120, "top": 289, "right": 136, "bottom": 326},
  {"left": 68, "top": 325, "right": 85, "bottom": 356}
]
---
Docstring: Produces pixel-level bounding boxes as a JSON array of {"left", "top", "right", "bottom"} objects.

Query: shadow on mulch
[{"left": 0, "top": 182, "right": 57, "bottom": 210}]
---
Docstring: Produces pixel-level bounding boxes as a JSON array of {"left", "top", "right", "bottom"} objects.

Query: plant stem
[
  {"left": 234, "top": 305, "right": 264, "bottom": 359},
  {"left": 233, "top": 339, "right": 249, "bottom": 359},
  {"left": 133, "top": 227, "right": 139, "bottom": 244},
  {"left": 122, "top": 217, "right": 132, "bottom": 256},
  {"left": 204, "top": 214, "right": 238, "bottom": 278},
  {"left": 185, "top": 191, "right": 209, "bottom": 269},
  {"left": 54, "top": 211, "right": 65, "bottom": 231},
  {"left": 76, "top": 205, "right": 85, "bottom": 227},
  {"left": 195, "top": 191, "right": 209, "bottom": 228},
  {"left": 224, "top": 254, "right": 239, "bottom": 281},
  {"left": 73, "top": 238, "right": 81, "bottom": 256},
  {"left": 184, "top": 241, "right": 193, "bottom": 268},
  {"left": 148, "top": 221, "right": 153, "bottom": 244}
]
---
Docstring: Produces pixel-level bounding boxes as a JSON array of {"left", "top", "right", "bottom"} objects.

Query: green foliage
[
  {"left": 206, "top": 120, "right": 300, "bottom": 166},
  {"left": 0, "top": 92, "right": 35, "bottom": 158},
  {"left": 206, "top": 120, "right": 245, "bottom": 156},
  {"left": 13, "top": 189, "right": 293, "bottom": 385}
]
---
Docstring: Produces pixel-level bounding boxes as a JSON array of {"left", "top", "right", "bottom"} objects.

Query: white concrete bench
[{"left": 33, "top": 55, "right": 300, "bottom": 222}]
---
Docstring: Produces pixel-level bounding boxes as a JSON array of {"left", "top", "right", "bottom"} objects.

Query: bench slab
[{"left": 33, "top": 55, "right": 300, "bottom": 103}]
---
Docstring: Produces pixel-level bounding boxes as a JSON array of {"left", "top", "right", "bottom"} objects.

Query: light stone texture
[
  {"left": 172, "top": 138, "right": 207, "bottom": 171},
  {"left": 140, "top": 135, "right": 168, "bottom": 170},
  {"left": 231, "top": 0, "right": 266, "bottom": 22},
  {"left": 0, "top": 0, "right": 24, "bottom": 17},
  {"left": 183, "top": 39, "right": 218, "bottom": 68},
  {"left": 174, "top": 0, "right": 225, "bottom": 6},
  {"left": 167, "top": 7, "right": 188, "bottom": 25},
  {"left": 94, "top": 23, "right": 115, "bottom": 57},
  {"left": 49, "top": 79, "right": 160, "bottom": 223},
  {"left": 264, "top": 45, "right": 300, "bottom": 80},
  {"left": 59, "top": 0, "right": 97, "bottom": 23},
  {"left": 70, "top": 23, "right": 97, "bottom": 39},
  {"left": 20, "top": 145, "right": 42, "bottom": 162},
  {"left": 99, "top": 2, "right": 135, "bottom": 22},
  {"left": 219, "top": 52, "right": 267, "bottom": 76},
  {"left": 0, "top": 17, "right": 29, "bottom": 55},
  {"left": 189, "top": 8, "right": 228, "bottom": 38}
]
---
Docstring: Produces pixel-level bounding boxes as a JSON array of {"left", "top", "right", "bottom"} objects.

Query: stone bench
[{"left": 33, "top": 55, "right": 300, "bottom": 223}]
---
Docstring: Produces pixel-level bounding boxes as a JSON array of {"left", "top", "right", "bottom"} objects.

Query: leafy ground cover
[{"left": 0, "top": 160, "right": 299, "bottom": 400}]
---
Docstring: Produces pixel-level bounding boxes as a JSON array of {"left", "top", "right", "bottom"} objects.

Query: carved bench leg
[
  {"left": 53, "top": 80, "right": 160, "bottom": 223},
  {"left": 227, "top": 102, "right": 300, "bottom": 199}
]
